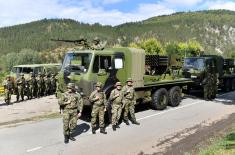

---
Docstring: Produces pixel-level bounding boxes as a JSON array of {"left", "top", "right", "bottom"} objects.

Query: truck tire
[
  {"left": 151, "top": 88, "right": 168, "bottom": 110},
  {"left": 168, "top": 86, "right": 182, "bottom": 107}
]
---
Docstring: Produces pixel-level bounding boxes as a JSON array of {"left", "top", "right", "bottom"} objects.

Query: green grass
[{"left": 197, "top": 129, "right": 235, "bottom": 155}]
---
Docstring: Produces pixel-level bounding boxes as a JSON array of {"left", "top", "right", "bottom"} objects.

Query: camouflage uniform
[
  {"left": 29, "top": 73, "right": 38, "bottom": 98},
  {"left": 202, "top": 68, "right": 217, "bottom": 100},
  {"left": 109, "top": 82, "right": 123, "bottom": 130},
  {"left": 90, "top": 37, "right": 104, "bottom": 50},
  {"left": 37, "top": 73, "right": 45, "bottom": 97},
  {"left": 2, "top": 76, "right": 13, "bottom": 105},
  {"left": 122, "top": 78, "right": 140, "bottom": 125},
  {"left": 16, "top": 73, "right": 25, "bottom": 101},
  {"left": 89, "top": 82, "right": 107, "bottom": 134},
  {"left": 50, "top": 74, "right": 57, "bottom": 94},
  {"left": 44, "top": 74, "right": 51, "bottom": 96},
  {"left": 59, "top": 83, "right": 83, "bottom": 143}
]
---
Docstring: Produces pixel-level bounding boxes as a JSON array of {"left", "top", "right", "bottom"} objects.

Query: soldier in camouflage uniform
[
  {"left": 90, "top": 37, "right": 104, "bottom": 50},
  {"left": 50, "top": 73, "right": 57, "bottom": 94},
  {"left": 44, "top": 73, "right": 51, "bottom": 96},
  {"left": 89, "top": 82, "right": 107, "bottom": 134},
  {"left": 59, "top": 83, "right": 83, "bottom": 144},
  {"left": 202, "top": 65, "right": 217, "bottom": 100},
  {"left": 122, "top": 78, "right": 140, "bottom": 125},
  {"left": 2, "top": 75, "right": 14, "bottom": 105},
  {"left": 37, "top": 72, "right": 45, "bottom": 97},
  {"left": 27, "top": 72, "right": 37, "bottom": 99},
  {"left": 109, "top": 82, "right": 123, "bottom": 131},
  {"left": 16, "top": 73, "right": 25, "bottom": 102}
]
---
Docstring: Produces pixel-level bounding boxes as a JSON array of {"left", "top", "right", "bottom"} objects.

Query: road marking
[
  {"left": 26, "top": 146, "right": 42, "bottom": 153},
  {"left": 137, "top": 101, "right": 204, "bottom": 121}
]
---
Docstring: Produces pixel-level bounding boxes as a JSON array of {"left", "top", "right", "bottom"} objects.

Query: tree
[
  {"left": 140, "top": 38, "right": 165, "bottom": 55},
  {"left": 187, "top": 40, "right": 203, "bottom": 56},
  {"left": 165, "top": 42, "right": 184, "bottom": 57},
  {"left": 231, "top": 51, "right": 235, "bottom": 58},
  {"left": 1, "top": 49, "right": 43, "bottom": 71},
  {"left": 177, "top": 40, "right": 203, "bottom": 57},
  {"left": 129, "top": 38, "right": 165, "bottom": 55}
]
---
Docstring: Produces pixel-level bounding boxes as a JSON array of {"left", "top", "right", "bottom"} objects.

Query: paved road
[{"left": 0, "top": 92, "right": 234, "bottom": 155}]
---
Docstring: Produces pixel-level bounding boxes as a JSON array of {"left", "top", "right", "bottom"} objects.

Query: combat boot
[
  {"left": 112, "top": 125, "right": 116, "bottom": 131},
  {"left": 64, "top": 135, "right": 69, "bottom": 144},
  {"left": 116, "top": 124, "right": 120, "bottom": 128},
  {"left": 100, "top": 128, "right": 107, "bottom": 134},
  {"left": 124, "top": 120, "right": 130, "bottom": 125},
  {"left": 69, "top": 135, "right": 76, "bottom": 141},
  {"left": 132, "top": 120, "right": 140, "bottom": 125},
  {"left": 92, "top": 128, "right": 96, "bottom": 134}
]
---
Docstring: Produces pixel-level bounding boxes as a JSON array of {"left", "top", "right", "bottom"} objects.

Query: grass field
[{"left": 196, "top": 128, "right": 235, "bottom": 155}]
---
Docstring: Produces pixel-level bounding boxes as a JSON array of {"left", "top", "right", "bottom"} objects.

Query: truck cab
[{"left": 57, "top": 48, "right": 145, "bottom": 105}]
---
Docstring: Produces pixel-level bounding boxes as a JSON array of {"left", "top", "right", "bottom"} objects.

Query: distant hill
[{"left": 0, "top": 10, "right": 235, "bottom": 57}]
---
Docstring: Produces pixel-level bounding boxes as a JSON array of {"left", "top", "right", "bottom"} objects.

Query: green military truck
[
  {"left": 183, "top": 55, "right": 235, "bottom": 99},
  {"left": 10, "top": 63, "right": 61, "bottom": 79},
  {"left": 57, "top": 47, "right": 193, "bottom": 110}
]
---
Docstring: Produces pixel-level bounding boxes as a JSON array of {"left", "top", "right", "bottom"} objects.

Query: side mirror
[
  {"left": 97, "top": 69, "right": 107, "bottom": 76},
  {"left": 114, "top": 58, "right": 123, "bottom": 69}
]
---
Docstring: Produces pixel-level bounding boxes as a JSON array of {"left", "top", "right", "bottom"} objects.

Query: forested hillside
[{"left": 0, "top": 10, "right": 235, "bottom": 57}]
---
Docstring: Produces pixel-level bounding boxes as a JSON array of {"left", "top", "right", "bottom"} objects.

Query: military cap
[
  {"left": 95, "top": 82, "right": 102, "bottom": 87},
  {"left": 126, "top": 78, "right": 133, "bottom": 82},
  {"left": 67, "top": 83, "right": 75, "bottom": 89},
  {"left": 115, "top": 82, "right": 122, "bottom": 87},
  {"left": 20, "top": 73, "right": 24, "bottom": 76},
  {"left": 6, "top": 75, "right": 11, "bottom": 78}
]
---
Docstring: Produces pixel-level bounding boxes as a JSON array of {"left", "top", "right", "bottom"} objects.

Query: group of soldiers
[
  {"left": 59, "top": 78, "right": 140, "bottom": 144},
  {"left": 2, "top": 72, "right": 57, "bottom": 104}
]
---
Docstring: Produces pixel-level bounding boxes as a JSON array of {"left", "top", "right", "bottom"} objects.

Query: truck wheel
[
  {"left": 151, "top": 88, "right": 168, "bottom": 110},
  {"left": 168, "top": 86, "right": 182, "bottom": 107}
]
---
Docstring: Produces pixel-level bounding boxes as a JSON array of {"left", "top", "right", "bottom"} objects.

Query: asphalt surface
[{"left": 0, "top": 92, "right": 234, "bottom": 155}]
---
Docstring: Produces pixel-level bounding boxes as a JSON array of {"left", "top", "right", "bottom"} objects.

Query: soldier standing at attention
[
  {"left": 16, "top": 73, "right": 25, "bottom": 102},
  {"left": 50, "top": 73, "right": 57, "bottom": 94},
  {"left": 89, "top": 82, "right": 107, "bottom": 134},
  {"left": 109, "top": 82, "right": 123, "bottom": 131},
  {"left": 28, "top": 72, "right": 37, "bottom": 99},
  {"left": 59, "top": 83, "right": 83, "bottom": 144},
  {"left": 37, "top": 72, "right": 44, "bottom": 97},
  {"left": 122, "top": 78, "right": 140, "bottom": 125},
  {"left": 2, "top": 75, "right": 14, "bottom": 105},
  {"left": 44, "top": 73, "right": 51, "bottom": 96}
]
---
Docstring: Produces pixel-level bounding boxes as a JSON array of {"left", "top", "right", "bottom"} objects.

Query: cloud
[
  {"left": 0, "top": 0, "right": 234, "bottom": 28},
  {"left": 208, "top": 1, "right": 235, "bottom": 11},
  {"left": 163, "top": 0, "right": 204, "bottom": 7},
  {"left": 102, "top": 0, "right": 125, "bottom": 5},
  {"left": 0, "top": 0, "right": 175, "bottom": 27}
]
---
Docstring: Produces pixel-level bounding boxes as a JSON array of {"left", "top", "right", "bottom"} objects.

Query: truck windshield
[
  {"left": 184, "top": 58, "right": 205, "bottom": 71},
  {"left": 61, "top": 53, "right": 92, "bottom": 73}
]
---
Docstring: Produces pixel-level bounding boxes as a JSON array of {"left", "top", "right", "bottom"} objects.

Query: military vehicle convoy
[
  {"left": 57, "top": 47, "right": 193, "bottom": 110},
  {"left": 183, "top": 55, "right": 235, "bottom": 99}
]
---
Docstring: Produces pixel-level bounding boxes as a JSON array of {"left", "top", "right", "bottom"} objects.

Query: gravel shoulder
[{"left": 0, "top": 95, "right": 60, "bottom": 127}]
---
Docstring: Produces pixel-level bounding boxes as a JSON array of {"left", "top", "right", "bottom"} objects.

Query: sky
[{"left": 0, "top": 0, "right": 235, "bottom": 27}]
